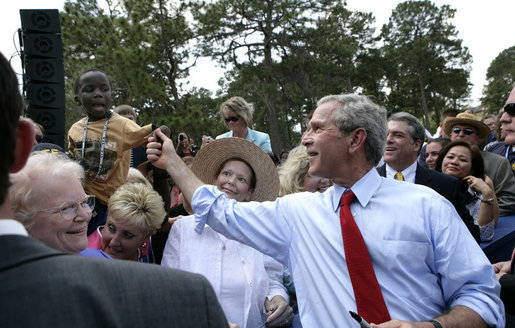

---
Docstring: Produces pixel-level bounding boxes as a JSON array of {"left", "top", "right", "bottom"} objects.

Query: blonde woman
[
  {"left": 88, "top": 183, "right": 166, "bottom": 262},
  {"left": 278, "top": 144, "right": 332, "bottom": 196},
  {"left": 216, "top": 96, "right": 272, "bottom": 154}
]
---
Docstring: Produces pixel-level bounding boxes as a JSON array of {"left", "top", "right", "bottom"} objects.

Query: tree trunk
[
  {"left": 416, "top": 66, "right": 431, "bottom": 129},
  {"left": 262, "top": 5, "right": 282, "bottom": 156}
]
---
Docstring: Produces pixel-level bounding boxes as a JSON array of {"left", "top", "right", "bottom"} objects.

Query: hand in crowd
[
  {"left": 228, "top": 322, "right": 239, "bottom": 328},
  {"left": 493, "top": 260, "right": 511, "bottom": 280},
  {"left": 200, "top": 135, "right": 213, "bottom": 149},
  {"left": 168, "top": 215, "right": 183, "bottom": 226},
  {"left": 264, "top": 295, "right": 294, "bottom": 327},
  {"left": 465, "top": 175, "right": 493, "bottom": 198},
  {"left": 147, "top": 128, "right": 175, "bottom": 170}
]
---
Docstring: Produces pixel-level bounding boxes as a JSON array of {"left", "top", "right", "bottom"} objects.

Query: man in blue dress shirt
[{"left": 148, "top": 94, "right": 504, "bottom": 327}]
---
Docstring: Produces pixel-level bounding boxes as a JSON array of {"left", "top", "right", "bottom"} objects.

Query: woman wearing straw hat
[{"left": 161, "top": 138, "right": 293, "bottom": 328}]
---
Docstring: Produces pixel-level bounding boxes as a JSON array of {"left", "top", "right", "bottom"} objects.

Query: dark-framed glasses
[
  {"left": 504, "top": 103, "right": 515, "bottom": 116},
  {"left": 38, "top": 195, "right": 95, "bottom": 220},
  {"left": 224, "top": 115, "right": 241, "bottom": 122},
  {"left": 451, "top": 127, "right": 475, "bottom": 135}
]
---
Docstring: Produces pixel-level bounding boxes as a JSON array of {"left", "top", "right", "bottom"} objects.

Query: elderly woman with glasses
[
  {"left": 9, "top": 152, "right": 106, "bottom": 257},
  {"left": 215, "top": 96, "right": 273, "bottom": 154}
]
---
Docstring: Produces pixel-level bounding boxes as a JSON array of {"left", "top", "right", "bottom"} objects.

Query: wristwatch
[{"left": 429, "top": 319, "right": 443, "bottom": 328}]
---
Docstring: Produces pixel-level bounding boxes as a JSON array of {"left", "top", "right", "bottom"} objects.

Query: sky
[{"left": 1, "top": 0, "right": 514, "bottom": 106}]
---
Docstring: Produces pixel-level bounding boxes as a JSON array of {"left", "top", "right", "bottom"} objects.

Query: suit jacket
[
  {"left": 0, "top": 235, "right": 228, "bottom": 328},
  {"left": 481, "top": 150, "right": 515, "bottom": 216},
  {"left": 378, "top": 164, "right": 480, "bottom": 243},
  {"left": 216, "top": 128, "right": 272, "bottom": 154}
]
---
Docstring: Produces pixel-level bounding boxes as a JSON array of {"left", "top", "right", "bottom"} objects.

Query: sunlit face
[
  {"left": 442, "top": 145, "right": 473, "bottom": 180},
  {"left": 302, "top": 174, "right": 332, "bottom": 192},
  {"left": 383, "top": 120, "right": 421, "bottom": 171},
  {"left": 29, "top": 177, "right": 91, "bottom": 254},
  {"left": 74, "top": 71, "right": 112, "bottom": 120},
  {"left": 215, "top": 160, "right": 253, "bottom": 202},
  {"left": 425, "top": 142, "right": 443, "bottom": 170},
  {"left": 450, "top": 124, "right": 480, "bottom": 146},
  {"left": 100, "top": 216, "right": 149, "bottom": 261},
  {"left": 301, "top": 101, "right": 347, "bottom": 181}
]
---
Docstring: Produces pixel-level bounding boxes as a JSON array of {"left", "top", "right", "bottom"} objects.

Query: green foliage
[
  {"left": 381, "top": 0, "right": 471, "bottom": 130},
  {"left": 58, "top": 0, "right": 475, "bottom": 151},
  {"left": 481, "top": 46, "right": 515, "bottom": 112},
  {"left": 60, "top": 0, "right": 194, "bottom": 135}
]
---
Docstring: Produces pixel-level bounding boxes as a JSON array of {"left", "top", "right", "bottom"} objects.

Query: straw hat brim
[
  {"left": 191, "top": 138, "right": 279, "bottom": 202},
  {"left": 442, "top": 114, "right": 490, "bottom": 139}
]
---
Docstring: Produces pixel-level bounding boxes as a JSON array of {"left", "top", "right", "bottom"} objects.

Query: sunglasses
[
  {"left": 504, "top": 103, "right": 515, "bottom": 116},
  {"left": 451, "top": 127, "right": 475, "bottom": 135},
  {"left": 224, "top": 115, "right": 241, "bottom": 122}
]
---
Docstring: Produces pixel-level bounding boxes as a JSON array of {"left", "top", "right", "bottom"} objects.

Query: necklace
[{"left": 81, "top": 110, "right": 112, "bottom": 181}]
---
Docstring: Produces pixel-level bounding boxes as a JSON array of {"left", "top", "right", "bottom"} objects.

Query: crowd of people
[{"left": 1, "top": 47, "right": 515, "bottom": 328}]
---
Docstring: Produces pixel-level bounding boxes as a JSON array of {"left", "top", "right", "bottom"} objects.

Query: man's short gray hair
[
  {"left": 317, "top": 94, "right": 387, "bottom": 165},
  {"left": 388, "top": 112, "right": 426, "bottom": 147}
]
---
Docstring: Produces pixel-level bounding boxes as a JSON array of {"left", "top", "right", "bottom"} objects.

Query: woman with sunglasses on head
[
  {"left": 436, "top": 140, "right": 499, "bottom": 242},
  {"left": 216, "top": 96, "right": 273, "bottom": 154},
  {"left": 9, "top": 152, "right": 108, "bottom": 258}
]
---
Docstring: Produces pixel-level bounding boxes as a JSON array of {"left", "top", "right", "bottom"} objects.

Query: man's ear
[
  {"left": 414, "top": 139, "right": 423, "bottom": 152},
  {"left": 348, "top": 128, "right": 367, "bottom": 153},
  {"left": 74, "top": 95, "right": 81, "bottom": 106},
  {"left": 10, "top": 119, "right": 34, "bottom": 173}
]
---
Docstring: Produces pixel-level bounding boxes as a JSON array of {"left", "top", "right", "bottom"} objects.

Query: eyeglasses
[
  {"left": 504, "top": 103, "right": 515, "bottom": 116},
  {"left": 38, "top": 195, "right": 95, "bottom": 220},
  {"left": 451, "top": 127, "right": 476, "bottom": 135},
  {"left": 224, "top": 115, "right": 241, "bottom": 122}
]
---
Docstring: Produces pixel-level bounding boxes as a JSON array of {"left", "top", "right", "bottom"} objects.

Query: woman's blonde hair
[
  {"left": 10, "top": 152, "right": 84, "bottom": 229},
  {"left": 278, "top": 145, "right": 309, "bottom": 196},
  {"left": 108, "top": 183, "right": 165, "bottom": 235},
  {"left": 219, "top": 96, "right": 254, "bottom": 128}
]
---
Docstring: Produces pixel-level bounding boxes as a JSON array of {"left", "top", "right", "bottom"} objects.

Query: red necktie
[{"left": 340, "top": 190, "right": 390, "bottom": 324}]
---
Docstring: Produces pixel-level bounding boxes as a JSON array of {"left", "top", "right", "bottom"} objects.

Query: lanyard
[{"left": 81, "top": 110, "right": 112, "bottom": 180}]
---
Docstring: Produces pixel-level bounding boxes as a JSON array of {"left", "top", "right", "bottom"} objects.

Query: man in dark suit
[
  {"left": 0, "top": 52, "right": 228, "bottom": 327},
  {"left": 379, "top": 112, "right": 480, "bottom": 243}
]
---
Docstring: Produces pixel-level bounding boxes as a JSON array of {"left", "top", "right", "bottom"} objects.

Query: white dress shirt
[
  {"left": 0, "top": 219, "right": 28, "bottom": 236},
  {"left": 193, "top": 168, "right": 504, "bottom": 327},
  {"left": 161, "top": 216, "right": 287, "bottom": 328}
]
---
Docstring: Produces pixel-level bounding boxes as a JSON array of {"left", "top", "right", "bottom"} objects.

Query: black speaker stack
[{"left": 20, "top": 9, "right": 65, "bottom": 147}]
